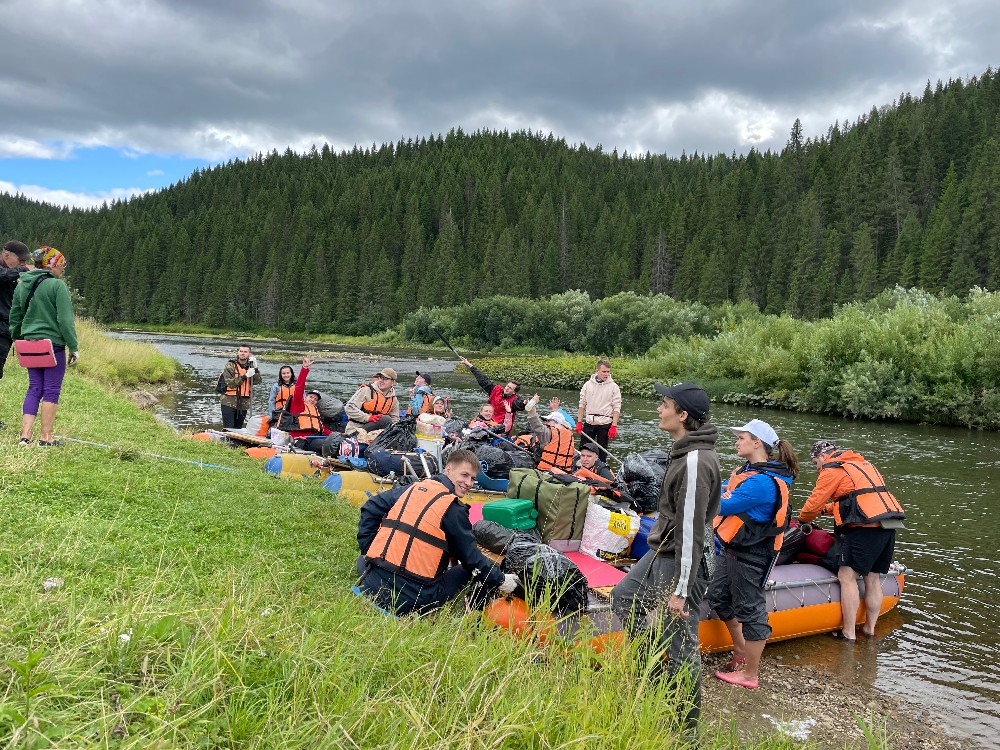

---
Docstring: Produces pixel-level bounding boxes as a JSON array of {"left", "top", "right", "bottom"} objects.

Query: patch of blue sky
[{"left": 0, "top": 146, "right": 213, "bottom": 194}]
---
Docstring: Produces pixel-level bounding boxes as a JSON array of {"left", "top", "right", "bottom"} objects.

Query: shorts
[
  {"left": 839, "top": 527, "right": 895, "bottom": 575},
  {"left": 707, "top": 549, "right": 772, "bottom": 641}
]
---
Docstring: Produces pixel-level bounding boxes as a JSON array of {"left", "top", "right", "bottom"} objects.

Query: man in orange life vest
[
  {"left": 345, "top": 367, "right": 400, "bottom": 435},
  {"left": 220, "top": 345, "right": 262, "bottom": 429},
  {"left": 357, "top": 448, "right": 519, "bottom": 615},
  {"left": 797, "top": 440, "right": 905, "bottom": 641}
]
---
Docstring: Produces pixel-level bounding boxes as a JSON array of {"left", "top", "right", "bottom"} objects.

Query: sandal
[
  {"left": 830, "top": 629, "right": 856, "bottom": 642},
  {"left": 38, "top": 440, "right": 63, "bottom": 447},
  {"left": 17, "top": 437, "right": 32, "bottom": 447}
]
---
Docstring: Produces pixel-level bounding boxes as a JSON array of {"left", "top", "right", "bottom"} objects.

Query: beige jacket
[
  {"left": 345, "top": 381, "right": 400, "bottom": 434},
  {"left": 578, "top": 375, "right": 622, "bottom": 426}
]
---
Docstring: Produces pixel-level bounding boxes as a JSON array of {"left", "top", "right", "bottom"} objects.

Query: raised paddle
[{"left": 431, "top": 327, "right": 463, "bottom": 359}]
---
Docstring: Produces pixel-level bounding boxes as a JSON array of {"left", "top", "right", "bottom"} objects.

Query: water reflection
[{"left": 117, "top": 331, "right": 999, "bottom": 747}]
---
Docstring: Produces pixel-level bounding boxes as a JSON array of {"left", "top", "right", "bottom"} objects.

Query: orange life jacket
[
  {"left": 538, "top": 425, "right": 575, "bottom": 473},
  {"left": 418, "top": 392, "right": 434, "bottom": 415},
  {"left": 823, "top": 451, "right": 905, "bottom": 529},
  {"left": 361, "top": 384, "right": 396, "bottom": 417},
  {"left": 277, "top": 401, "right": 323, "bottom": 434},
  {"left": 572, "top": 465, "right": 621, "bottom": 498},
  {"left": 224, "top": 360, "right": 252, "bottom": 398},
  {"left": 713, "top": 467, "right": 790, "bottom": 554},
  {"left": 273, "top": 383, "right": 293, "bottom": 414},
  {"left": 365, "top": 479, "right": 456, "bottom": 583}
]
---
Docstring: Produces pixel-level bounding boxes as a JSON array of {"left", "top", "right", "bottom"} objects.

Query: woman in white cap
[
  {"left": 710, "top": 418, "right": 798, "bottom": 689},
  {"left": 523, "top": 393, "right": 575, "bottom": 473}
]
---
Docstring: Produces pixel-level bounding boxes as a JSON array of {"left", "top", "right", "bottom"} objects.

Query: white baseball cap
[
  {"left": 544, "top": 412, "right": 570, "bottom": 429},
  {"left": 729, "top": 418, "right": 779, "bottom": 448}
]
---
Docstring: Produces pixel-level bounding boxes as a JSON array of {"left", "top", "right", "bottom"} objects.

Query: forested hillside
[{"left": 4, "top": 69, "right": 1000, "bottom": 334}]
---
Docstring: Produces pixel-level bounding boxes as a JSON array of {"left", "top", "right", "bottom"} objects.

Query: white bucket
[{"left": 416, "top": 436, "right": 443, "bottom": 465}]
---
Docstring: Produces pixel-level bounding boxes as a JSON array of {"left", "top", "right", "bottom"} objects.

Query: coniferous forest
[{"left": 3, "top": 70, "right": 1000, "bottom": 336}]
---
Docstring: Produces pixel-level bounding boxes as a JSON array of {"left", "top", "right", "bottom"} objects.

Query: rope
[{"left": 55, "top": 436, "right": 236, "bottom": 472}]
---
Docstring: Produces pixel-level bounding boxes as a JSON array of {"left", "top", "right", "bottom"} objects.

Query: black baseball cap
[
  {"left": 2, "top": 240, "right": 30, "bottom": 262},
  {"left": 416, "top": 371, "right": 432, "bottom": 385},
  {"left": 653, "top": 382, "right": 710, "bottom": 421}
]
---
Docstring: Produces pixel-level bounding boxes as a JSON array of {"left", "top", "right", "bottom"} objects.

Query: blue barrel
[
  {"left": 264, "top": 455, "right": 284, "bottom": 475},
  {"left": 630, "top": 515, "right": 657, "bottom": 558}
]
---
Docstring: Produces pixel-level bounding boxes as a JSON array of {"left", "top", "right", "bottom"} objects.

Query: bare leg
[
  {"left": 860, "top": 572, "right": 884, "bottom": 636},
  {"left": 21, "top": 413, "right": 36, "bottom": 441},
  {"left": 741, "top": 639, "right": 767, "bottom": 679},
  {"left": 837, "top": 566, "right": 860, "bottom": 640},
  {"left": 722, "top": 618, "right": 746, "bottom": 660},
  {"left": 39, "top": 401, "right": 59, "bottom": 442}
]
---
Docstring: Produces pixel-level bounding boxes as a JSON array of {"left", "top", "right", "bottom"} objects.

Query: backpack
[
  {"left": 215, "top": 372, "right": 228, "bottom": 394},
  {"left": 508, "top": 468, "right": 590, "bottom": 545}
]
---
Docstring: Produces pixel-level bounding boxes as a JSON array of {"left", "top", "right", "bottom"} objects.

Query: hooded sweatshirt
[
  {"left": 8, "top": 268, "right": 78, "bottom": 351},
  {"left": 645, "top": 424, "right": 722, "bottom": 598},
  {"left": 578, "top": 374, "right": 622, "bottom": 426}
]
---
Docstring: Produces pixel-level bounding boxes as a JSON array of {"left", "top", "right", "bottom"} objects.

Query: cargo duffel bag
[
  {"left": 508, "top": 468, "right": 590, "bottom": 544},
  {"left": 366, "top": 449, "right": 438, "bottom": 478}
]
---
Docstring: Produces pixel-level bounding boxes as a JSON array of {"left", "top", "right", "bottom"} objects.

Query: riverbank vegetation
[
  {"left": 0, "top": 336, "right": 901, "bottom": 749},
  {"left": 76, "top": 319, "right": 179, "bottom": 388},
  {"left": 403, "top": 287, "right": 1000, "bottom": 429}
]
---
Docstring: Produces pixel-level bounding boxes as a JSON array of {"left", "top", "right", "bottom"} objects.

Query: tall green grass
[
  {"left": 0, "top": 347, "right": 885, "bottom": 748},
  {"left": 76, "top": 319, "right": 179, "bottom": 387}
]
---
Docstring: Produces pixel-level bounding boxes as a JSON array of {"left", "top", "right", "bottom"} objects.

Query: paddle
[
  {"left": 579, "top": 430, "right": 624, "bottom": 466},
  {"left": 431, "top": 327, "right": 463, "bottom": 359}
]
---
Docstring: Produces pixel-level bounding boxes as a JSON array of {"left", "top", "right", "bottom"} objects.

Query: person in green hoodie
[
  {"left": 8, "top": 246, "right": 78, "bottom": 447},
  {"left": 611, "top": 382, "right": 721, "bottom": 742}
]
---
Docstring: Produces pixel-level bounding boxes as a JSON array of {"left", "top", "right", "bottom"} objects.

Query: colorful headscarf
[{"left": 34, "top": 246, "right": 66, "bottom": 269}]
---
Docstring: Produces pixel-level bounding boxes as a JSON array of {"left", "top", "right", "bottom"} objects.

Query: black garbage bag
[
  {"left": 496, "top": 440, "right": 538, "bottom": 469},
  {"left": 502, "top": 540, "right": 588, "bottom": 616},
  {"left": 443, "top": 417, "right": 466, "bottom": 439},
  {"left": 618, "top": 449, "right": 671, "bottom": 513},
  {"left": 473, "top": 522, "right": 541, "bottom": 554},
  {"left": 368, "top": 415, "right": 418, "bottom": 453},
  {"left": 775, "top": 523, "right": 805, "bottom": 566},
  {"left": 473, "top": 444, "right": 513, "bottom": 479}
]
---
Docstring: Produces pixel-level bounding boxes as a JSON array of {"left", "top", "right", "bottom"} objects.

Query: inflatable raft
[
  {"left": 485, "top": 561, "right": 907, "bottom": 652},
  {"left": 262, "top": 453, "right": 509, "bottom": 507}
]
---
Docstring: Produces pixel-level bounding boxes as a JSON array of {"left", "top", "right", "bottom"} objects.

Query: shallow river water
[{"left": 119, "top": 332, "right": 1000, "bottom": 747}]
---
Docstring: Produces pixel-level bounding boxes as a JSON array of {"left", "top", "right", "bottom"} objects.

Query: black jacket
[{"left": 0, "top": 265, "right": 26, "bottom": 331}]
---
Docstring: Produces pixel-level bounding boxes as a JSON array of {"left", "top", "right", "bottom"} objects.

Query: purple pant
[{"left": 23, "top": 347, "right": 67, "bottom": 415}]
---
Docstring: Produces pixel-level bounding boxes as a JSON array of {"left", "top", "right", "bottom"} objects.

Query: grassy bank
[
  {"left": 0, "top": 333, "right": 898, "bottom": 748},
  {"left": 77, "top": 319, "right": 180, "bottom": 388}
]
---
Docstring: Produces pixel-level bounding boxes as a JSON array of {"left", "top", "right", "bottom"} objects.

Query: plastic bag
[
  {"left": 775, "top": 522, "right": 804, "bottom": 566},
  {"left": 580, "top": 501, "right": 640, "bottom": 561},
  {"left": 473, "top": 444, "right": 513, "bottom": 479},
  {"left": 618, "top": 449, "right": 671, "bottom": 513},
  {"left": 319, "top": 433, "right": 345, "bottom": 458},
  {"left": 473, "top": 520, "right": 516, "bottom": 554},
  {"left": 443, "top": 417, "right": 466, "bottom": 439},
  {"left": 502, "top": 541, "right": 588, "bottom": 616},
  {"left": 368, "top": 415, "right": 418, "bottom": 453}
]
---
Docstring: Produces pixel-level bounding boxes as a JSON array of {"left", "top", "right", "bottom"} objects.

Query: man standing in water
[
  {"left": 219, "top": 345, "right": 261, "bottom": 429},
  {"left": 0, "top": 241, "right": 31, "bottom": 430},
  {"left": 798, "top": 440, "right": 905, "bottom": 641},
  {"left": 576, "top": 359, "right": 621, "bottom": 449},
  {"left": 611, "top": 382, "right": 721, "bottom": 740}
]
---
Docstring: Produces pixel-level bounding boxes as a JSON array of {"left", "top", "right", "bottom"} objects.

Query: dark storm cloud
[{"left": 0, "top": 0, "right": 995, "bottom": 160}]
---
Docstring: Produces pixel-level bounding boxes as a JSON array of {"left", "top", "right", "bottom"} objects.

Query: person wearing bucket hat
[
  {"left": 523, "top": 393, "right": 576, "bottom": 473},
  {"left": 610, "top": 381, "right": 721, "bottom": 738},
  {"left": 345, "top": 366, "right": 400, "bottom": 436},
  {"left": 407, "top": 371, "right": 435, "bottom": 416},
  {"left": 8, "top": 246, "right": 79, "bottom": 447},
  {"left": 798, "top": 440, "right": 905, "bottom": 641},
  {"left": 709, "top": 419, "right": 799, "bottom": 689}
]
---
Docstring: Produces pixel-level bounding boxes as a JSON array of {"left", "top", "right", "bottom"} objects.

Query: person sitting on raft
[
  {"left": 407, "top": 372, "right": 434, "bottom": 416},
  {"left": 432, "top": 395, "right": 452, "bottom": 419},
  {"left": 276, "top": 357, "right": 331, "bottom": 451},
  {"left": 524, "top": 394, "right": 576, "bottom": 473},
  {"left": 459, "top": 356, "right": 524, "bottom": 435},
  {"left": 548, "top": 396, "right": 576, "bottom": 430},
  {"left": 345, "top": 367, "right": 399, "bottom": 435},
  {"left": 269, "top": 366, "right": 295, "bottom": 421},
  {"left": 356, "top": 448, "right": 519, "bottom": 615},
  {"left": 467, "top": 403, "right": 501, "bottom": 431},
  {"left": 575, "top": 442, "right": 614, "bottom": 482},
  {"left": 709, "top": 419, "right": 797, "bottom": 690}
]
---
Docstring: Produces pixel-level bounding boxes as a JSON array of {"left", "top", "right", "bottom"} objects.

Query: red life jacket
[
  {"left": 488, "top": 385, "right": 518, "bottom": 434},
  {"left": 365, "top": 479, "right": 457, "bottom": 583},
  {"left": 538, "top": 425, "right": 575, "bottom": 473},
  {"left": 713, "top": 467, "right": 790, "bottom": 554},
  {"left": 823, "top": 451, "right": 905, "bottom": 529}
]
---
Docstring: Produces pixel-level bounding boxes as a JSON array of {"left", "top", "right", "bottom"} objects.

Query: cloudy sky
[{"left": 0, "top": 0, "right": 995, "bottom": 207}]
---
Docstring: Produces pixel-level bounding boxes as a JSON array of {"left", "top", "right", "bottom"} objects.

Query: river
[{"left": 118, "top": 332, "right": 999, "bottom": 748}]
